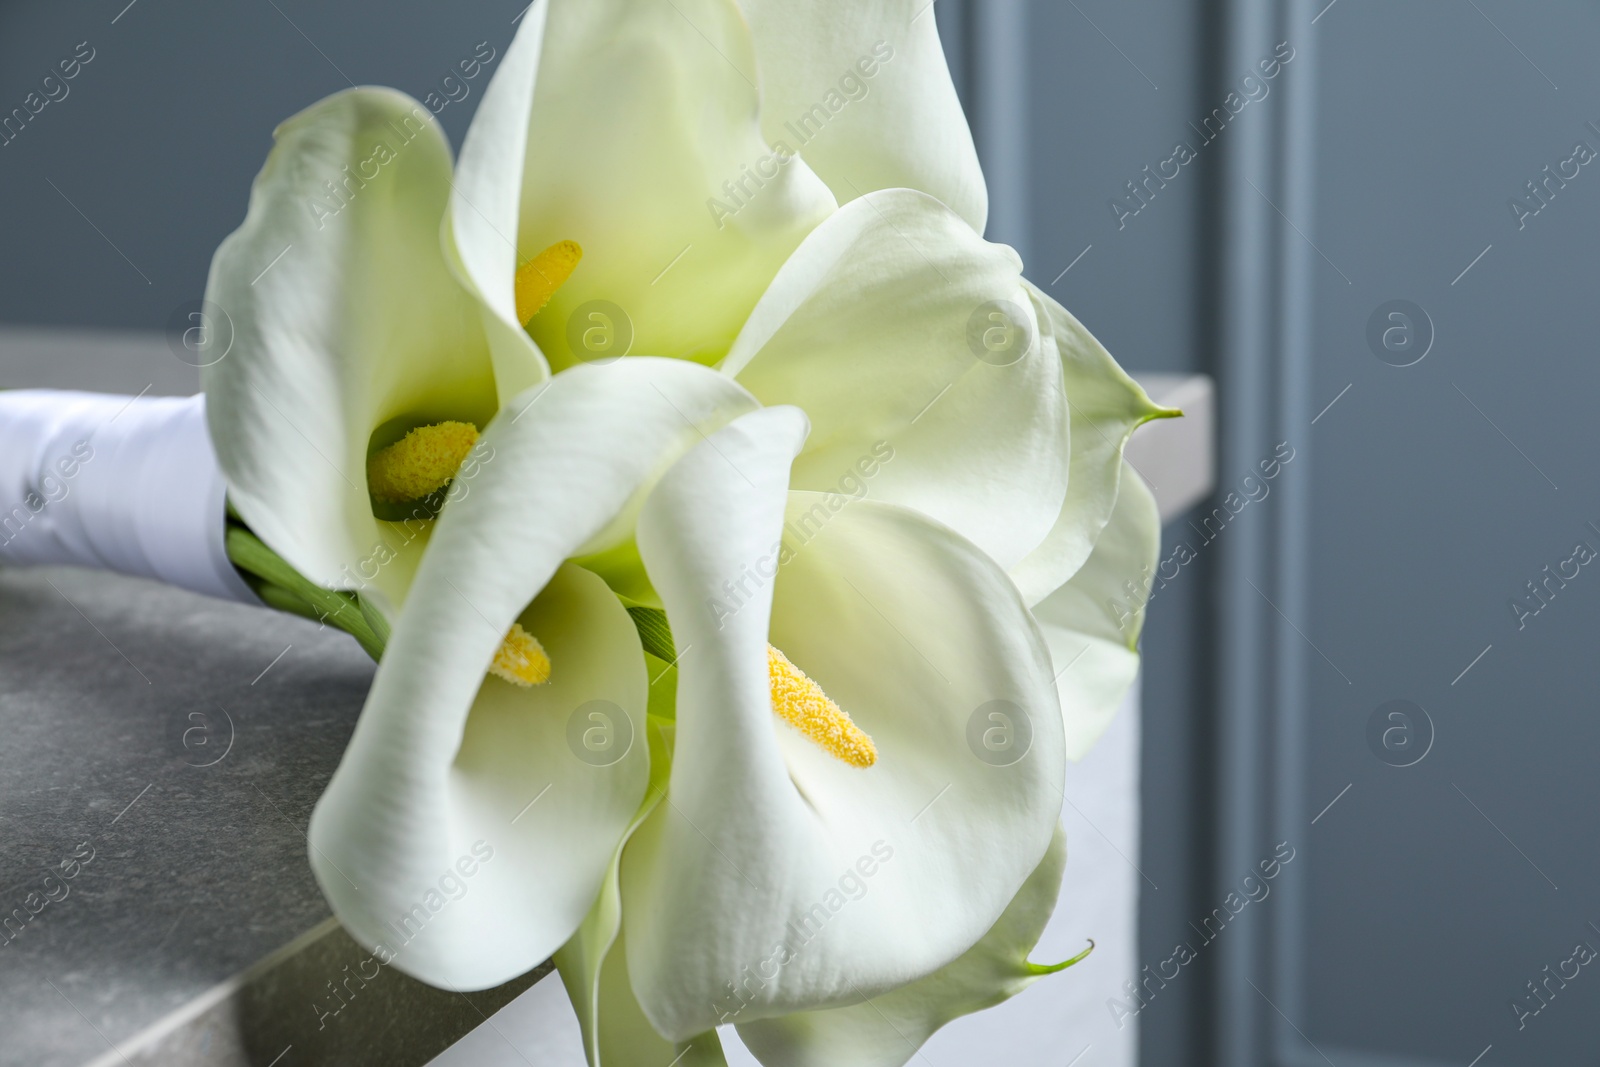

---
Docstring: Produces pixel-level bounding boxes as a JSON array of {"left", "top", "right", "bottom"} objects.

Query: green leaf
[
  {"left": 627, "top": 605, "right": 676, "bottom": 664},
  {"left": 643, "top": 652, "right": 678, "bottom": 723}
]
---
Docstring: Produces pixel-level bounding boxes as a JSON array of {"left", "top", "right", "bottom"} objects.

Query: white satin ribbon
[{"left": 0, "top": 390, "right": 256, "bottom": 603}]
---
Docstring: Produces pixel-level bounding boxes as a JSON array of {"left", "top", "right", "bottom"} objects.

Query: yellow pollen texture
[
  {"left": 515, "top": 240, "right": 583, "bottom": 325},
  {"left": 367, "top": 421, "right": 479, "bottom": 503},
  {"left": 490, "top": 622, "right": 551, "bottom": 687},
  {"left": 767, "top": 645, "right": 877, "bottom": 768}
]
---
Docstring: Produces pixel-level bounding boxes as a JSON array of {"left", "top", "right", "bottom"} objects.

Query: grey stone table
[{"left": 0, "top": 567, "right": 546, "bottom": 1067}]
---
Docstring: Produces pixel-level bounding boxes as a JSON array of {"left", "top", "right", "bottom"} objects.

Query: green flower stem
[
  {"left": 227, "top": 522, "right": 675, "bottom": 675},
  {"left": 224, "top": 521, "right": 389, "bottom": 661}
]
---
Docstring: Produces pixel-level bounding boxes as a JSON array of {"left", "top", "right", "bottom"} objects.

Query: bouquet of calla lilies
[{"left": 0, "top": 2, "right": 1176, "bottom": 1063}]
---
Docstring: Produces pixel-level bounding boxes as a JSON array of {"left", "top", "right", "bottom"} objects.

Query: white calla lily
[
  {"left": 306, "top": 395, "right": 1068, "bottom": 1022},
  {"left": 1009, "top": 282, "right": 1175, "bottom": 605},
  {"left": 306, "top": 358, "right": 757, "bottom": 988},
  {"left": 722, "top": 188, "right": 1066, "bottom": 571},
  {"left": 446, "top": 2, "right": 1122, "bottom": 578},
  {"left": 1035, "top": 462, "right": 1161, "bottom": 759},
  {"left": 737, "top": 0, "right": 988, "bottom": 233},
  {"left": 564, "top": 826, "right": 1079, "bottom": 1067},
  {"left": 737, "top": 823, "right": 1083, "bottom": 1067},
  {"left": 549, "top": 701, "right": 727, "bottom": 1067},
  {"left": 450, "top": 0, "right": 837, "bottom": 373},
  {"left": 204, "top": 87, "right": 525, "bottom": 618},
  {"left": 621, "top": 406, "right": 1065, "bottom": 1037}
]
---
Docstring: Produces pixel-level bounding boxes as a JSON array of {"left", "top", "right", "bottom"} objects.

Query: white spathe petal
[
  {"left": 203, "top": 87, "right": 500, "bottom": 614},
  {"left": 625, "top": 409, "right": 1063, "bottom": 1039},
  {"left": 554, "top": 681, "right": 730, "bottom": 1067},
  {"left": 448, "top": 0, "right": 552, "bottom": 399},
  {"left": 307, "top": 359, "right": 758, "bottom": 989},
  {"left": 739, "top": 0, "right": 987, "bottom": 232},
  {"left": 563, "top": 927, "right": 730, "bottom": 1067},
  {"left": 1034, "top": 464, "right": 1159, "bottom": 760},
  {"left": 724, "top": 190, "right": 1067, "bottom": 571},
  {"left": 1009, "top": 281, "right": 1174, "bottom": 605},
  {"left": 555, "top": 836, "right": 633, "bottom": 1067},
  {"left": 454, "top": 0, "right": 836, "bottom": 372},
  {"left": 554, "top": 706, "right": 673, "bottom": 1067},
  {"left": 737, "top": 823, "right": 1071, "bottom": 1067},
  {"left": 311, "top": 561, "right": 646, "bottom": 990}
]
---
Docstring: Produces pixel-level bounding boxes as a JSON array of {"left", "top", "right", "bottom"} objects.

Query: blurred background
[{"left": 5, "top": 1, "right": 1600, "bottom": 1064}]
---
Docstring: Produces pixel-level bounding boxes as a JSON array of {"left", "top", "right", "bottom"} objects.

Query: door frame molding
[{"left": 1212, "top": 1, "right": 1324, "bottom": 1064}]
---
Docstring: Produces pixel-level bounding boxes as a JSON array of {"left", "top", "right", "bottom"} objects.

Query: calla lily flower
[
  {"left": 739, "top": 0, "right": 988, "bottom": 232},
  {"left": 632, "top": 405, "right": 1064, "bottom": 1034},
  {"left": 735, "top": 823, "right": 1081, "bottom": 1067},
  {"left": 558, "top": 404, "right": 1072, "bottom": 1067},
  {"left": 1011, "top": 285, "right": 1166, "bottom": 758},
  {"left": 449, "top": 0, "right": 1165, "bottom": 581},
  {"left": 203, "top": 87, "right": 524, "bottom": 622},
  {"left": 306, "top": 391, "right": 1076, "bottom": 1065},
  {"left": 306, "top": 357, "right": 757, "bottom": 987},
  {"left": 446, "top": 0, "right": 1173, "bottom": 756}
]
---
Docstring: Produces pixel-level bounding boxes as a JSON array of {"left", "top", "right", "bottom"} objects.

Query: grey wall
[
  {"left": 0, "top": 0, "right": 525, "bottom": 330},
  {"left": 1295, "top": 2, "right": 1600, "bottom": 1063}
]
